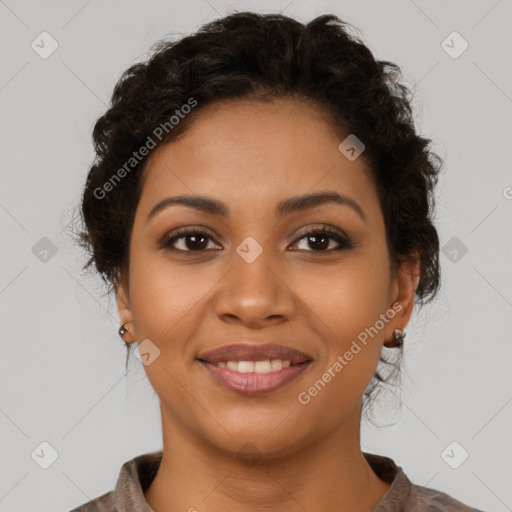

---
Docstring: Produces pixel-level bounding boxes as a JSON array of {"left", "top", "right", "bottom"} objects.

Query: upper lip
[{"left": 197, "top": 342, "right": 313, "bottom": 364}]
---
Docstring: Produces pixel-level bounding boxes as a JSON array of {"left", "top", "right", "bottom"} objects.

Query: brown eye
[
  {"left": 160, "top": 228, "right": 221, "bottom": 252},
  {"left": 290, "top": 227, "right": 354, "bottom": 252},
  {"left": 159, "top": 225, "right": 354, "bottom": 254}
]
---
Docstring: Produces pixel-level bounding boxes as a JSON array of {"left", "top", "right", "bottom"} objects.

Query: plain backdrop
[{"left": 1, "top": 1, "right": 511, "bottom": 510}]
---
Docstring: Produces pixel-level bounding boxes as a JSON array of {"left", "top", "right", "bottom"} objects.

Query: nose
[{"left": 214, "top": 247, "right": 296, "bottom": 329}]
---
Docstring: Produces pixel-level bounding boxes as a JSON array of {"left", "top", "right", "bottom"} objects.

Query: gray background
[{"left": 1, "top": 0, "right": 511, "bottom": 510}]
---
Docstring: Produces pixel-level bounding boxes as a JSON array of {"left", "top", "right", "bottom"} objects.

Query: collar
[{"left": 111, "top": 450, "right": 411, "bottom": 511}]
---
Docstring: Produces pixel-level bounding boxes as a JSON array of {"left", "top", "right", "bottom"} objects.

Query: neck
[{"left": 145, "top": 403, "right": 390, "bottom": 512}]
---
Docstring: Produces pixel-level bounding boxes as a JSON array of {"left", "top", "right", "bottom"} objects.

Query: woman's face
[{"left": 117, "top": 98, "right": 417, "bottom": 457}]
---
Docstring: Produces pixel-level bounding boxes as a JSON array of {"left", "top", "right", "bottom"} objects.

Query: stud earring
[
  {"left": 118, "top": 323, "right": 129, "bottom": 339},
  {"left": 393, "top": 328, "right": 406, "bottom": 348}
]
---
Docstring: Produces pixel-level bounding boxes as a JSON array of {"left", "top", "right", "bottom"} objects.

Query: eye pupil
[
  {"left": 186, "top": 234, "right": 208, "bottom": 250},
  {"left": 308, "top": 234, "right": 329, "bottom": 250}
]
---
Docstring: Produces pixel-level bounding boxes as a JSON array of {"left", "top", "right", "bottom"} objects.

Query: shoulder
[
  {"left": 363, "top": 452, "right": 483, "bottom": 512},
  {"left": 67, "top": 450, "right": 162, "bottom": 511},
  {"left": 404, "top": 481, "right": 485, "bottom": 511},
  {"left": 68, "top": 490, "right": 115, "bottom": 511}
]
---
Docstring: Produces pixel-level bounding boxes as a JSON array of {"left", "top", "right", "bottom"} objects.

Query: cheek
[
  {"left": 126, "top": 248, "right": 204, "bottom": 406},
  {"left": 297, "top": 251, "right": 391, "bottom": 344},
  {"left": 128, "top": 247, "right": 207, "bottom": 341},
  {"left": 293, "top": 261, "right": 389, "bottom": 423},
  {"left": 292, "top": 250, "right": 391, "bottom": 395}
]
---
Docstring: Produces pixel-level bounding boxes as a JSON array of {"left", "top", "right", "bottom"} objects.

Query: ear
[
  {"left": 383, "top": 252, "right": 420, "bottom": 348},
  {"left": 115, "top": 270, "right": 136, "bottom": 343}
]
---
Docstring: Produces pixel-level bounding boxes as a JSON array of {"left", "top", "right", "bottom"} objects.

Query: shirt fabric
[{"left": 69, "top": 450, "right": 484, "bottom": 512}]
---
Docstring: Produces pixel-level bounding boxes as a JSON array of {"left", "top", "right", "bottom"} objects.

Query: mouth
[{"left": 196, "top": 343, "right": 313, "bottom": 396}]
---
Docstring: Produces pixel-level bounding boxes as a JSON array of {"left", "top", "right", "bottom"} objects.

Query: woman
[{"left": 71, "top": 11, "right": 481, "bottom": 512}]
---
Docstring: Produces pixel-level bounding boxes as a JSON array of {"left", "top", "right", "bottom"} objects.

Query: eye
[
  {"left": 290, "top": 225, "right": 354, "bottom": 252},
  {"left": 159, "top": 224, "right": 354, "bottom": 254},
  {"left": 159, "top": 227, "right": 221, "bottom": 252}
]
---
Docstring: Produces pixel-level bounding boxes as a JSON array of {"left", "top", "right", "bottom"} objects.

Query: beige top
[{"left": 70, "top": 450, "right": 483, "bottom": 511}]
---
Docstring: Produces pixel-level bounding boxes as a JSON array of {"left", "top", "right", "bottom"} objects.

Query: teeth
[
  {"left": 238, "top": 361, "right": 254, "bottom": 373},
  {"left": 216, "top": 359, "right": 293, "bottom": 373},
  {"left": 255, "top": 360, "right": 271, "bottom": 373}
]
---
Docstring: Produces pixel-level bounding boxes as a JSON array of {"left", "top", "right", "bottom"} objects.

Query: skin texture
[{"left": 116, "top": 98, "right": 419, "bottom": 511}]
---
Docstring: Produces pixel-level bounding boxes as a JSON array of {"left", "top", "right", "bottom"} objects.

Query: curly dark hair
[{"left": 75, "top": 11, "right": 443, "bottom": 416}]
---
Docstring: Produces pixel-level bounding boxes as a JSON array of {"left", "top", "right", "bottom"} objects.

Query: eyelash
[{"left": 158, "top": 225, "right": 354, "bottom": 254}]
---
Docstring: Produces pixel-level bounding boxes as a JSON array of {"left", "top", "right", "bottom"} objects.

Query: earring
[
  {"left": 118, "top": 323, "right": 128, "bottom": 339},
  {"left": 393, "top": 328, "right": 406, "bottom": 348}
]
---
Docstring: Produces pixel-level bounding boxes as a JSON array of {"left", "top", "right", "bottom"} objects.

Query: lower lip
[{"left": 198, "top": 361, "right": 312, "bottom": 396}]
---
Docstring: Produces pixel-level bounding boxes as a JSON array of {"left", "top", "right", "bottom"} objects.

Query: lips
[
  {"left": 196, "top": 343, "right": 312, "bottom": 365},
  {"left": 196, "top": 342, "right": 313, "bottom": 396}
]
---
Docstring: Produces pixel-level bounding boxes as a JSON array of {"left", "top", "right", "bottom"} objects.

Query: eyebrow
[{"left": 147, "top": 190, "right": 366, "bottom": 223}]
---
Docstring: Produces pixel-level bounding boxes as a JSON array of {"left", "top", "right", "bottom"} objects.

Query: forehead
[{"left": 138, "top": 98, "right": 380, "bottom": 221}]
